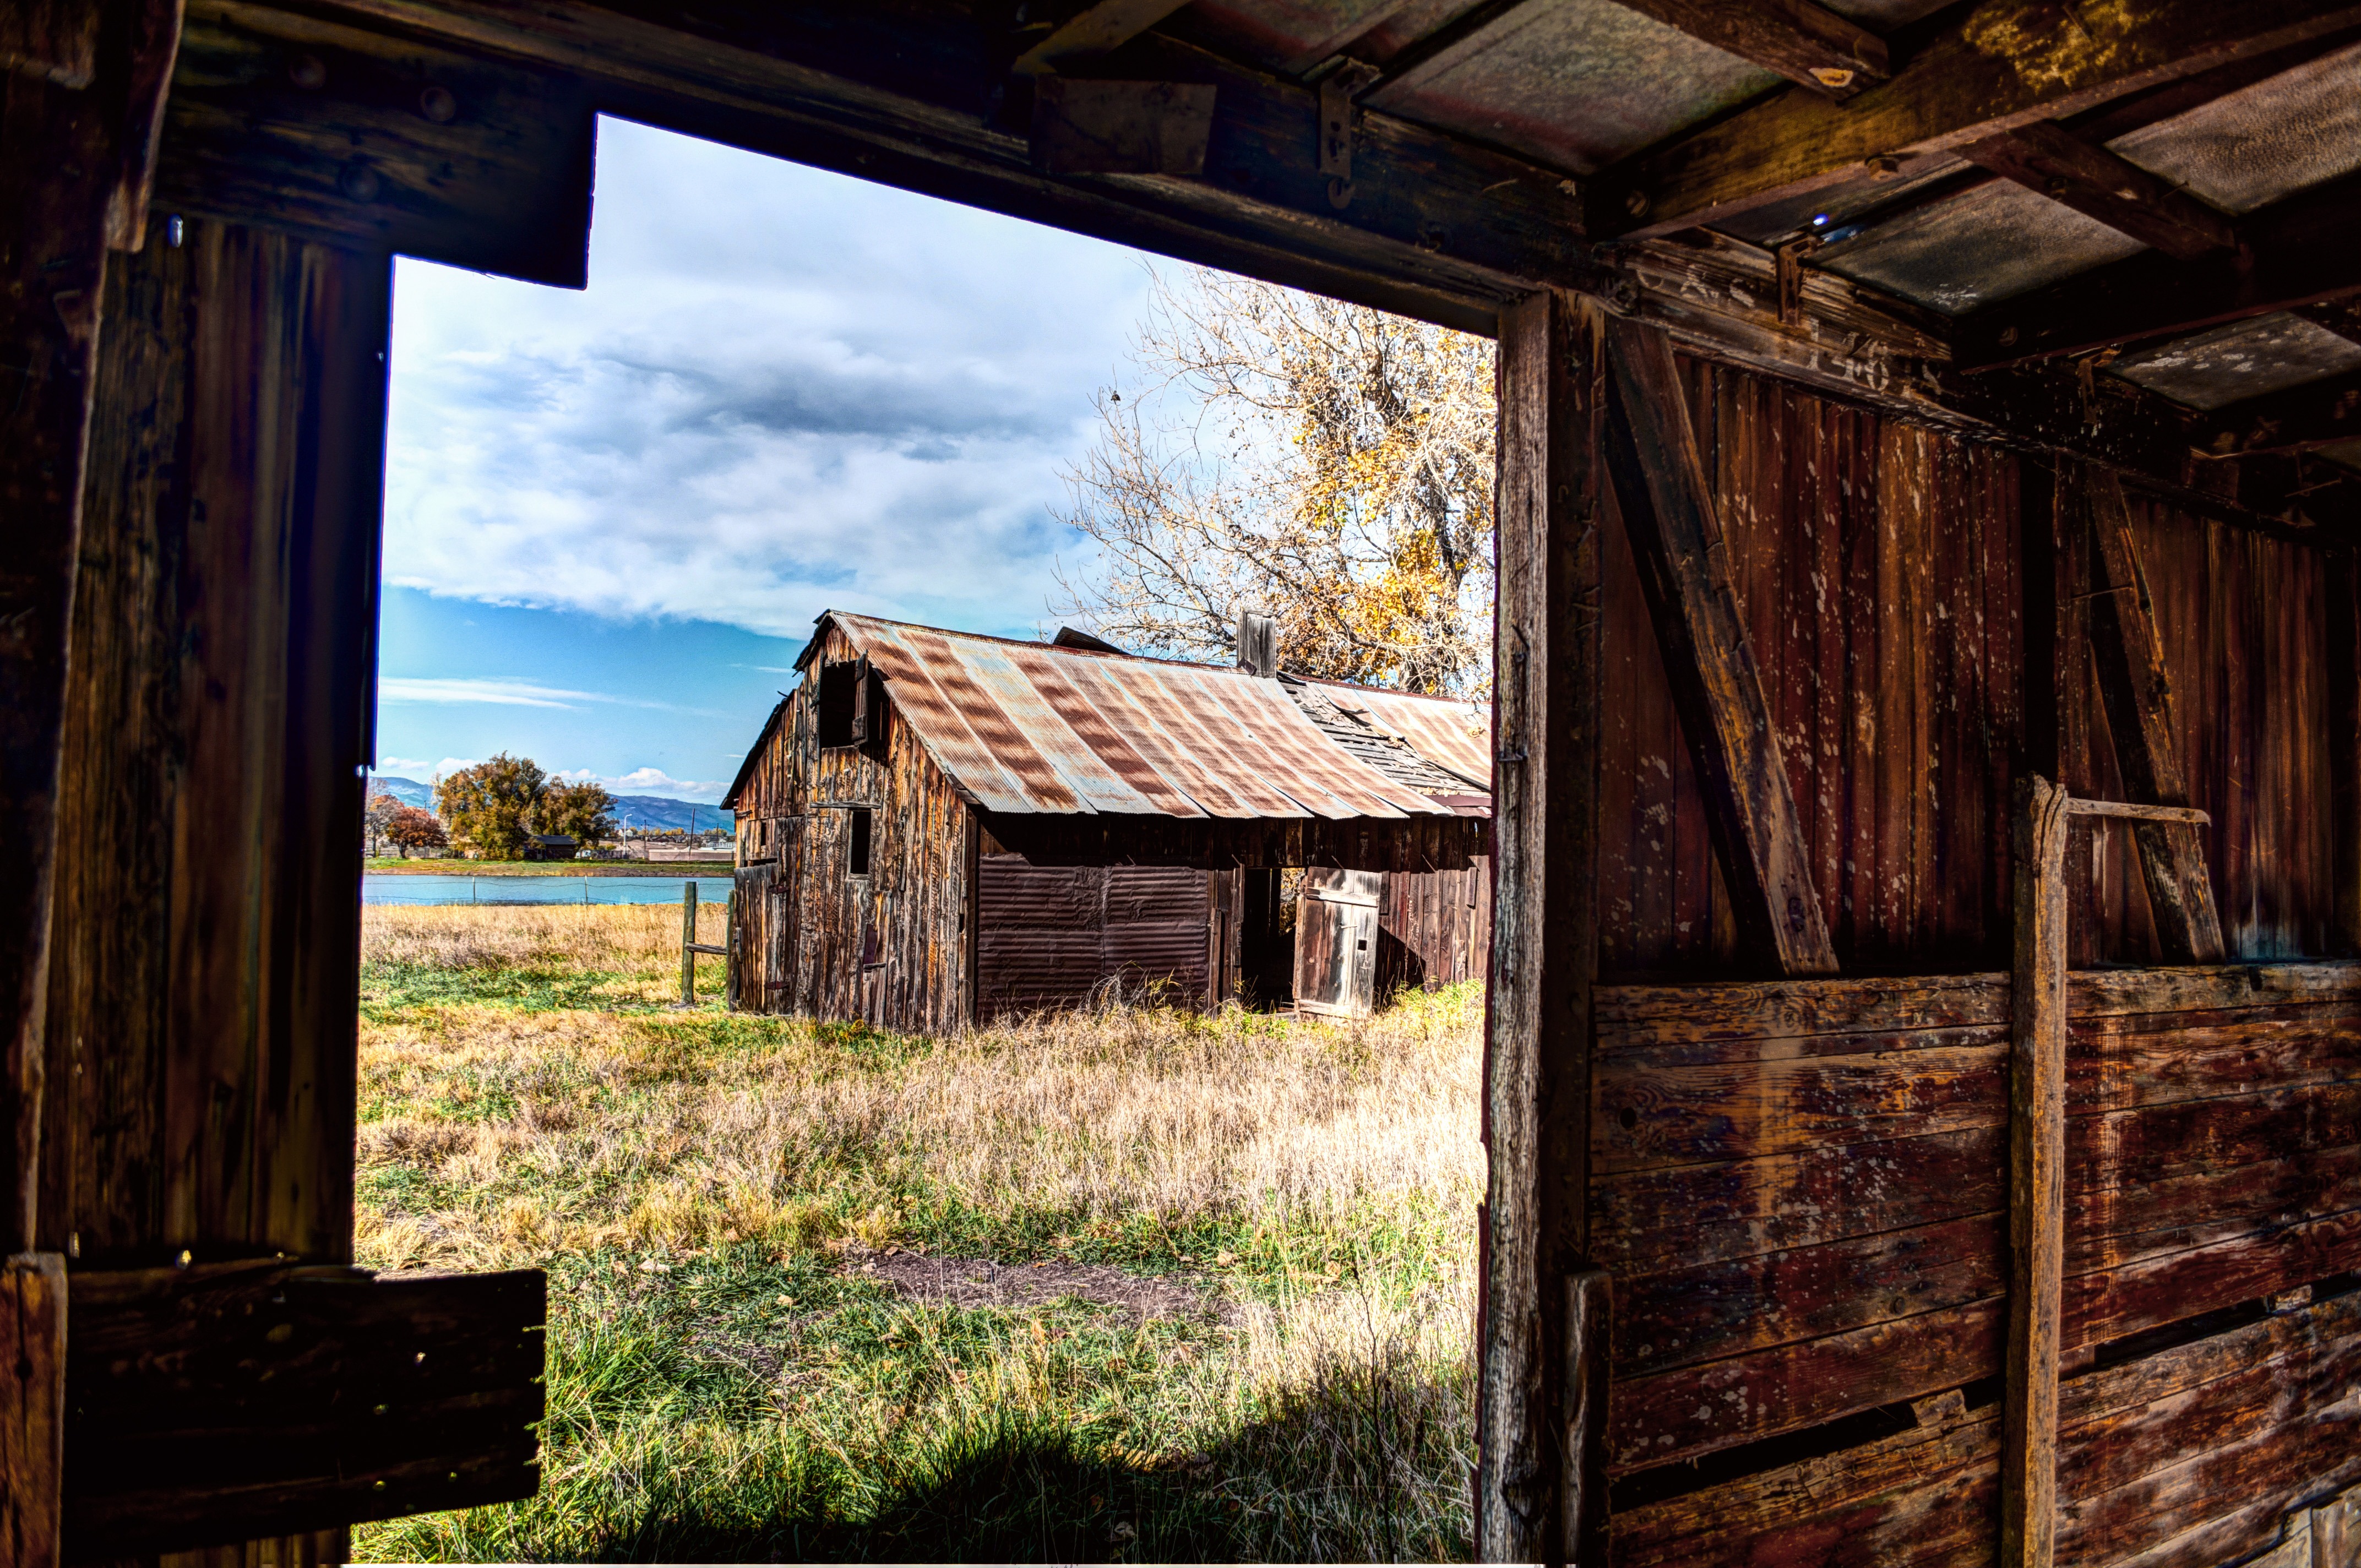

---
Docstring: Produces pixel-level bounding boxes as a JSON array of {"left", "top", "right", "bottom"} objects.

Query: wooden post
[
  {"left": 0, "top": 1254, "right": 66, "bottom": 1568},
  {"left": 2004, "top": 785, "right": 2208, "bottom": 1568},
  {"left": 0, "top": 0, "right": 182, "bottom": 1257},
  {"left": 2330, "top": 549, "right": 2361, "bottom": 957},
  {"left": 682, "top": 880, "right": 698, "bottom": 1005},
  {"left": 2081, "top": 467, "right": 2226, "bottom": 963},
  {"left": 1481, "top": 288, "right": 1604, "bottom": 1562},
  {"left": 1597, "top": 312, "right": 1838, "bottom": 978},
  {"left": 2005, "top": 774, "right": 2070, "bottom": 1568},
  {"left": 1563, "top": 1268, "right": 1612, "bottom": 1566}
]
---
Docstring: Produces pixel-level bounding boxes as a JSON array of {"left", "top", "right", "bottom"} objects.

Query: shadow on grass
[{"left": 544, "top": 1355, "right": 1470, "bottom": 1564}]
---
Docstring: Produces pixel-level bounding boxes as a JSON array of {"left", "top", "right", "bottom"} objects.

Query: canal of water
[{"left": 363, "top": 874, "right": 735, "bottom": 906}]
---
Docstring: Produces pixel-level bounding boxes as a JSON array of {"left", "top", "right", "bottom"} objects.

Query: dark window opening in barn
[
  {"left": 848, "top": 807, "right": 873, "bottom": 876},
  {"left": 816, "top": 661, "right": 861, "bottom": 748}
]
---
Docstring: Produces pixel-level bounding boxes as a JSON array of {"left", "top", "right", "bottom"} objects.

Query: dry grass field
[{"left": 349, "top": 902, "right": 1484, "bottom": 1561}]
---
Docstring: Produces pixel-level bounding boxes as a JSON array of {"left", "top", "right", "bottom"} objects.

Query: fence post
[{"left": 681, "top": 880, "right": 697, "bottom": 1005}]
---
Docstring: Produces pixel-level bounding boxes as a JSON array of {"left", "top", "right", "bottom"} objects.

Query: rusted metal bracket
[
  {"left": 2005, "top": 783, "right": 2210, "bottom": 1568},
  {"left": 1316, "top": 59, "right": 1380, "bottom": 207}
]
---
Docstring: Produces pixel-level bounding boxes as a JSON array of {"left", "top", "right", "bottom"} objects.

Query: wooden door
[
  {"left": 1294, "top": 870, "right": 1381, "bottom": 1017},
  {"left": 766, "top": 816, "right": 803, "bottom": 1015},
  {"left": 732, "top": 863, "right": 771, "bottom": 1011}
]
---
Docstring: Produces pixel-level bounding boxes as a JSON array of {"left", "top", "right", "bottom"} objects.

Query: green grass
[{"left": 348, "top": 904, "right": 1478, "bottom": 1562}]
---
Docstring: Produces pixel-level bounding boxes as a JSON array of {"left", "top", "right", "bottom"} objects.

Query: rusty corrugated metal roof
[
  {"left": 1290, "top": 674, "right": 1493, "bottom": 788},
  {"left": 824, "top": 612, "right": 1457, "bottom": 820}
]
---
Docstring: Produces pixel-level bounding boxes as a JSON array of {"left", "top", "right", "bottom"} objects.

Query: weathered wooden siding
[
  {"left": 731, "top": 623, "right": 970, "bottom": 1034},
  {"left": 1601, "top": 362, "right": 2025, "bottom": 977},
  {"left": 1374, "top": 864, "right": 1491, "bottom": 995},
  {"left": 1590, "top": 964, "right": 2361, "bottom": 1500},
  {"left": 2063, "top": 492, "right": 2338, "bottom": 964},
  {"left": 1613, "top": 1284, "right": 2361, "bottom": 1568},
  {"left": 41, "top": 217, "right": 383, "bottom": 1271}
]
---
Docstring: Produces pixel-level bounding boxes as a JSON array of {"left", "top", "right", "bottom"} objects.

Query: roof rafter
[
  {"left": 1957, "top": 120, "right": 2235, "bottom": 259},
  {"left": 1595, "top": 0, "right": 2361, "bottom": 238},
  {"left": 1011, "top": 0, "right": 1195, "bottom": 75},
  {"left": 1955, "top": 168, "right": 2361, "bottom": 367}
]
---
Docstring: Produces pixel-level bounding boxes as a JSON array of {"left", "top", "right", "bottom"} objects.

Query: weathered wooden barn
[
  {"left": 14, "top": 0, "right": 2361, "bottom": 1560},
  {"left": 719, "top": 611, "right": 1494, "bottom": 1027}
]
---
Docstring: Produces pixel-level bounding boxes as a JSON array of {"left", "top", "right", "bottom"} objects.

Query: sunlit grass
[{"left": 349, "top": 903, "right": 1482, "bottom": 1562}]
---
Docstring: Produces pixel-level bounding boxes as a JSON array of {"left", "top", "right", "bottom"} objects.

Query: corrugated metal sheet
[
  {"left": 826, "top": 612, "right": 1454, "bottom": 821},
  {"left": 975, "top": 857, "right": 1214, "bottom": 1020},
  {"left": 1293, "top": 676, "right": 1493, "bottom": 786}
]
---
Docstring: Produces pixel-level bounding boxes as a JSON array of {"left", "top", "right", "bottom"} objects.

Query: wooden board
[
  {"left": 63, "top": 1260, "right": 544, "bottom": 1556},
  {"left": 0, "top": 1255, "right": 65, "bottom": 1568},
  {"left": 1593, "top": 963, "right": 2361, "bottom": 1474},
  {"left": 1479, "top": 287, "right": 1603, "bottom": 1561}
]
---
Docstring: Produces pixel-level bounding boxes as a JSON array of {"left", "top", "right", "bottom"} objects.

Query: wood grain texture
[
  {"left": 2005, "top": 775, "right": 2070, "bottom": 1568},
  {"left": 63, "top": 1260, "right": 544, "bottom": 1556},
  {"left": 1612, "top": 0, "right": 1890, "bottom": 99},
  {"left": 1479, "top": 288, "right": 1603, "bottom": 1561},
  {"left": 1598, "top": 0, "right": 2361, "bottom": 239},
  {"left": 1, "top": 0, "right": 100, "bottom": 85},
  {"left": 1612, "top": 1286, "right": 2361, "bottom": 1568},
  {"left": 2082, "top": 470, "right": 2228, "bottom": 965},
  {"left": 41, "top": 218, "right": 384, "bottom": 1277},
  {"left": 0, "top": 1255, "right": 65, "bottom": 1568},
  {"left": 1597, "top": 357, "right": 2025, "bottom": 978},
  {"left": 158, "top": 0, "right": 594, "bottom": 287},
  {"left": 2, "top": 0, "right": 183, "bottom": 1259},
  {"left": 1600, "top": 316, "right": 1836, "bottom": 978},
  {"left": 2335, "top": 551, "right": 2361, "bottom": 957}
]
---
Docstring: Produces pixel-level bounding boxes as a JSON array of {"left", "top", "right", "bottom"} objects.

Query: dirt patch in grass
[{"left": 850, "top": 1246, "right": 1237, "bottom": 1324}]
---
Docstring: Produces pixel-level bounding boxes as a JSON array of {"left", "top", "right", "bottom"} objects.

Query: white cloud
[
  {"left": 372, "top": 755, "right": 479, "bottom": 780},
  {"left": 553, "top": 766, "right": 731, "bottom": 800},
  {"left": 379, "top": 677, "right": 604, "bottom": 709},
  {"left": 384, "top": 118, "right": 1152, "bottom": 640}
]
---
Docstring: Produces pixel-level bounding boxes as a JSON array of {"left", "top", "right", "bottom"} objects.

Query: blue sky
[{"left": 374, "top": 116, "right": 1159, "bottom": 798}]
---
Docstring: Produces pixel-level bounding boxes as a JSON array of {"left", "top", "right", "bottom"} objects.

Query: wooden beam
[
  {"left": 2005, "top": 774, "right": 2070, "bottom": 1568},
  {"left": 0, "top": 1255, "right": 66, "bottom": 1568},
  {"left": 303, "top": 0, "right": 1582, "bottom": 334},
  {"left": 1957, "top": 168, "right": 2361, "bottom": 368},
  {"left": 1959, "top": 120, "right": 2235, "bottom": 260},
  {"left": 2191, "top": 368, "right": 2361, "bottom": 456},
  {"left": 0, "top": 0, "right": 181, "bottom": 1258},
  {"left": 1597, "top": 312, "right": 1838, "bottom": 977},
  {"left": 1596, "top": 0, "right": 2361, "bottom": 239},
  {"left": 157, "top": 0, "right": 594, "bottom": 288},
  {"left": 1029, "top": 77, "right": 1214, "bottom": 175},
  {"left": 63, "top": 1260, "right": 545, "bottom": 1556},
  {"left": 1613, "top": 0, "right": 1888, "bottom": 99},
  {"left": 1011, "top": 0, "right": 1195, "bottom": 75},
  {"left": 1482, "top": 287, "right": 1603, "bottom": 1561},
  {"left": 2081, "top": 469, "right": 2228, "bottom": 963},
  {"left": 2, "top": 0, "right": 100, "bottom": 86}
]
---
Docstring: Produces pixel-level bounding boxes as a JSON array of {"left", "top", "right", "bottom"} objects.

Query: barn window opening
[
  {"left": 817, "top": 661, "right": 861, "bottom": 747},
  {"left": 848, "top": 808, "right": 873, "bottom": 876}
]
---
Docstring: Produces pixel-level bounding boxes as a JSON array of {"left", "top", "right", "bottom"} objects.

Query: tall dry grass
[{"left": 353, "top": 902, "right": 1484, "bottom": 1560}]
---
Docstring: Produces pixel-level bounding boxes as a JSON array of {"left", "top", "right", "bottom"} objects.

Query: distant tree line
[{"left": 366, "top": 752, "right": 620, "bottom": 861}]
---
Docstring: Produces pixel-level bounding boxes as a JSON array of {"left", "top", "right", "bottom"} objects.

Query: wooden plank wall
[
  {"left": 729, "top": 623, "right": 971, "bottom": 1034},
  {"left": 1590, "top": 963, "right": 2361, "bottom": 1532},
  {"left": 1374, "top": 864, "right": 1492, "bottom": 995},
  {"left": 2062, "top": 492, "right": 2337, "bottom": 964},
  {"left": 1614, "top": 1283, "right": 2361, "bottom": 1568},
  {"left": 1601, "top": 360, "right": 2025, "bottom": 977}
]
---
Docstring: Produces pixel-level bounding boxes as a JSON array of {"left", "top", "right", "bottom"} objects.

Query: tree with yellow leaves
[{"left": 1052, "top": 268, "right": 1494, "bottom": 696}]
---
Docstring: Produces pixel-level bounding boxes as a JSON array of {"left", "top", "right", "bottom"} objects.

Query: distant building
[
  {"left": 521, "top": 834, "right": 578, "bottom": 862},
  {"left": 721, "top": 609, "right": 1492, "bottom": 1031}
]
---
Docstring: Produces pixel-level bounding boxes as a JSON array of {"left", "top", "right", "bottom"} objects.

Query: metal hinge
[{"left": 1316, "top": 60, "right": 1381, "bottom": 208}]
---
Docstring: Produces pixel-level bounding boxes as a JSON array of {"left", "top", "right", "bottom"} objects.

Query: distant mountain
[{"left": 365, "top": 776, "right": 733, "bottom": 833}]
